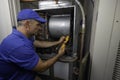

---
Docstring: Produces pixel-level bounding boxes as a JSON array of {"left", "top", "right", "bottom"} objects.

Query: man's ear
[{"left": 24, "top": 20, "right": 30, "bottom": 30}]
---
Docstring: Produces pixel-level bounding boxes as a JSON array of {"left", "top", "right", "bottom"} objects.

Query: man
[{"left": 0, "top": 9, "right": 65, "bottom": 80}]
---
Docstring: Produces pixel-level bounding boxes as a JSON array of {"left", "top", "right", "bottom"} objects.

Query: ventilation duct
[{"left": 112, "top": 41, "right": 120, "bottom": 80}]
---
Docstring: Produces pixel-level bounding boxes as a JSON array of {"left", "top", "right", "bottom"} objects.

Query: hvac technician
[{"left": 0, "top": 9, "right": 65, "bottom": 80}]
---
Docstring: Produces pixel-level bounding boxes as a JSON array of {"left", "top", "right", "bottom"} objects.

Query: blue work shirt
[{"left": 0, "top": 29, "right": 39, "bottom": 80}]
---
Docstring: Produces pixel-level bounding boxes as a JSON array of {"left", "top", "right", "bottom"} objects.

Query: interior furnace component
[
  {"left": 38, "top": 0, "right": 72, "bottom": 9},
  {"left": 20, "top": 0, "right": 36, "bottom": 2},
  {"left": 49, "top": 15, "right": 71, "bottom": 38}
]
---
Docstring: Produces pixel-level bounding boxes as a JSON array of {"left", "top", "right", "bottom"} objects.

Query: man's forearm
[
  {"left": 33, "top": 43, "right": 65, "bottom": 72},
  {"left": 33, "top": 54, "right": 61, "bottom": 72},
  {"left": 41, "top": 54, "right": 60, "bottom": 71},
  {"left": 34, "top": 40, "right": 60, "bottom": 48}
]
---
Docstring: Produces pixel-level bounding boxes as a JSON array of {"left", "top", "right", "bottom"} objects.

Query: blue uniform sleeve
[{"left": 9, "top": 45, "right": 39, "bottom": 70}]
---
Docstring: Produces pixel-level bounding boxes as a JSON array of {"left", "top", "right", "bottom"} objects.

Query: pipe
[
  {"left": 74, "top": 1, "right": 86, "bottom": 80},
  {"left": 75, "top": 0, "right": 86, "bottom": 62},
  {"left": 75, "top": 0, "right": 85, "bottom": 26}
]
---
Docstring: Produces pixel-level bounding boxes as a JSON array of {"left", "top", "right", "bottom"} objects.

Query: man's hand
[
  {"left": 64, "top": 36, "right": 69, "bottom": 44},
  {"left": 57, "top": 36, "right": 69, "bottom": 57},
  {"left": 58, "top": 36, "right": 65, "bottom": 44}
]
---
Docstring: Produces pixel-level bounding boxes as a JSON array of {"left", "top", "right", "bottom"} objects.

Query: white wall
[
  {"left": 90, "top": 0, "right": 118, "bottom": 80},
  {"left": 0, "top": 0, "right": 20, "bottom": 43},
  {"left": 104, "top": 0, "right": 120, "bottom": 80},
  {"left": 0, "top": 0, "right": 12, "bottom": 42}
]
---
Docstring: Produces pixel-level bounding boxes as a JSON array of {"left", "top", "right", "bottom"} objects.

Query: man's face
[{"left": 28, "top": 20, "right": 43, "bottom": 36}]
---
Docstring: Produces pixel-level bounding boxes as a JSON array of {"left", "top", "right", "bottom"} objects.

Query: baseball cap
[{"left": 17, "top": 9, "right": 46, "bottom": 23}]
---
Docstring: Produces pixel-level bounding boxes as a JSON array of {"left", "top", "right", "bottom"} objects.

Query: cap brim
[{"left": 36, "top": 17, "right": 46, "bottom": 23}]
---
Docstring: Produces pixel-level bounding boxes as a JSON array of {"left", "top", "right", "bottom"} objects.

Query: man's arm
[
  {"left": 33, "top": 36, "right": 65, "bottom": 48},
  {"left": 32, "top": 43, "right": 66, "bottom": 72}
]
